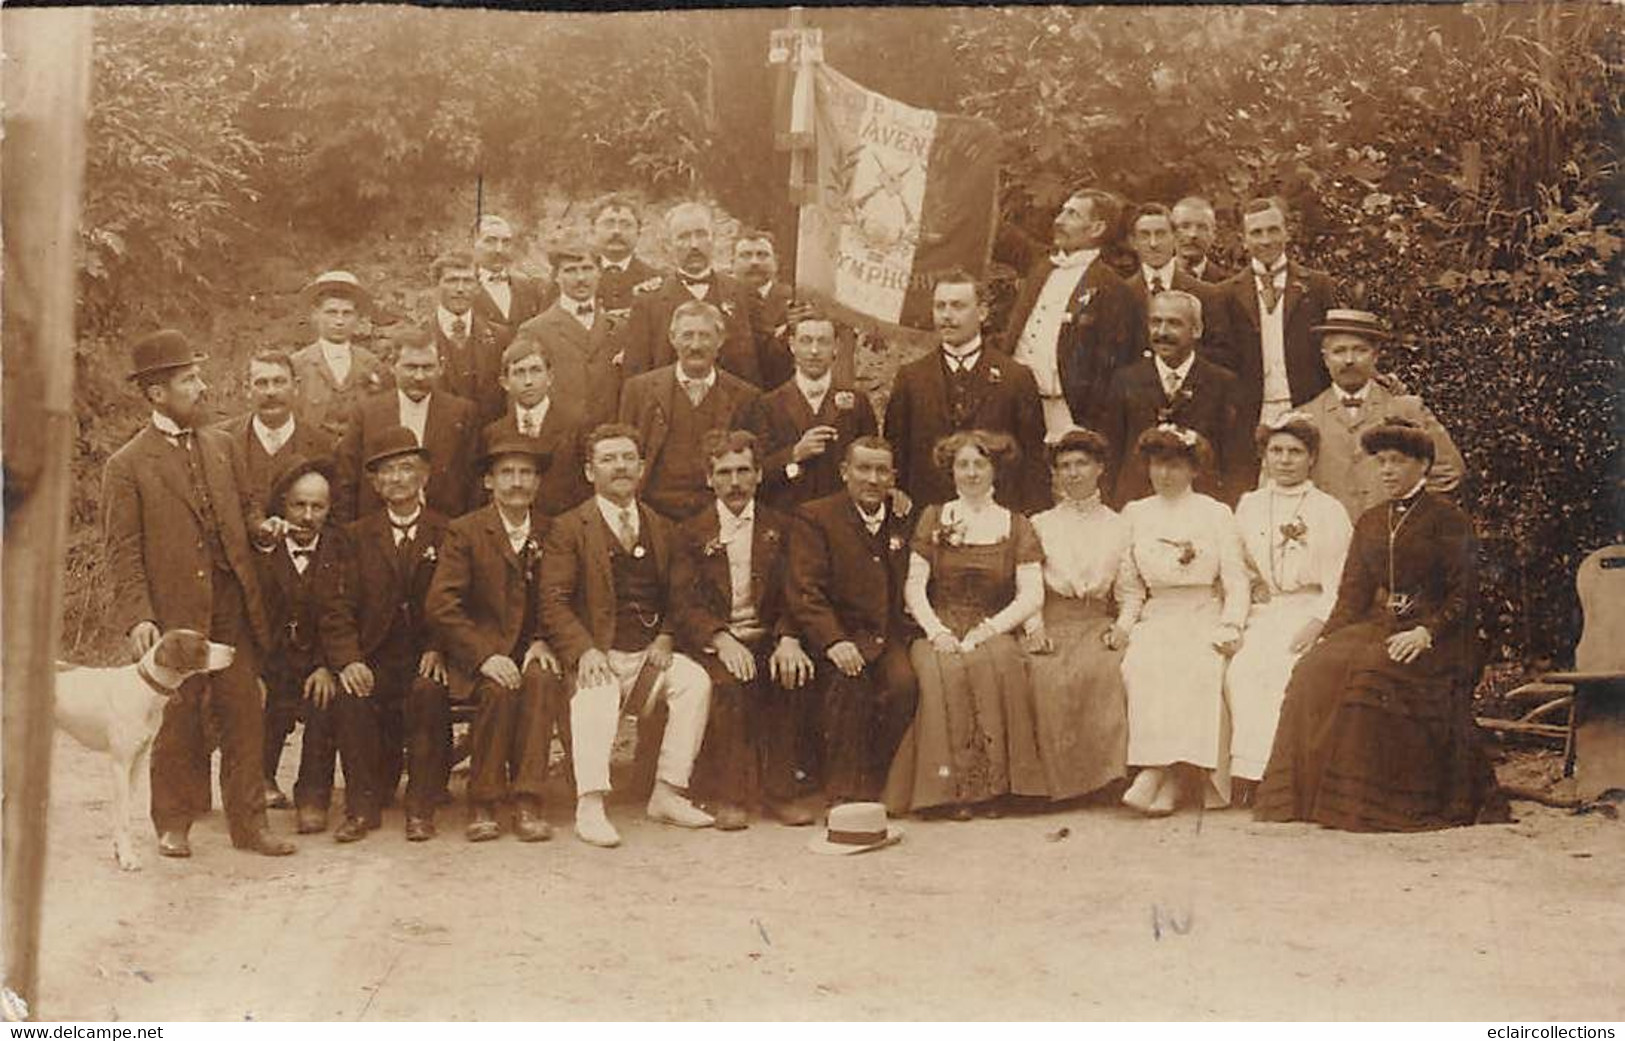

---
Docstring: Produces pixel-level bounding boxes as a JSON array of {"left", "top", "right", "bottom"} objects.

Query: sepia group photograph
[{"left": 1, "top": 0, "right": 1621, "bottom": 1028}]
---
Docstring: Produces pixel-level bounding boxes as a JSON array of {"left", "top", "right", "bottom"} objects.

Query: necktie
[
  {"left": 1150, "top": 274, "right": 1165, "bottom": 295},
  {"left": 1163, "top": 371, "right": 1181, "bottom": 397},
  {"left": 451, "top": 315, "right": 468, "bottom": 339},
  {"left": 681, "top": 379, "right": 706, "bottom": 407},
  {"left": 616, "top": 507, "right": 637, "bottom": 553},
  {"left": 520, "top": 413, "right": 540, "bottom": 437},
  {"left": 1258, "top": 271, "right": 1283, "bottom": 313},
  {"left": 861, "top": 511, "right": 882, "bottom": 537},
  {"left": 289, "top": 544, "right": 314, "bottom": 574}
]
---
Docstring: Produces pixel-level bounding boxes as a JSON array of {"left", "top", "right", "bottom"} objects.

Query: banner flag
[{"left": 794, "top": 64, "right": 1000, "bottom": 332}]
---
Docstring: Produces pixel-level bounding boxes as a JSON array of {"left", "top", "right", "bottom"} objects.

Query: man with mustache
[
  {"left": 215, "top": 348, "right": 333, "bottom": 520},
  {"left": 427, "top": 250, "right": 512, "bottom": 424},
  {"left": 1125, "top": 203, "right": 1229, "bottom": 370},
  {"left": 471, "top": 215, "right": 548, "bottom": 331},
  {"left": 583, "top": 193, "right": 663, "bottom": 322},
  {"left": 731, "top": 229, "right": 796, "bottom": 388},
  {"left": 1172, "top": 196, "right": 1233, "bottom": 284},
  {"left": 620, "top": 201, "right": 769, "bottom": 387},
  {"left": 1099, "top": 290, "right": 1251, "bottom": 506},
  {"left": 516, "top": 237, "right": 623, "bottom": 429}
]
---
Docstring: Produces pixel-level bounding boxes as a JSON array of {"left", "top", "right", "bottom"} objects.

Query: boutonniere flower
[
  {"left": 1080, "top": 288, "right": 1095, "bottom": 309},
  {"left": 932, "top": 512, "right": 968, "bottom": 548},
  {"left": 703, "top": 536, "right": 725, "bottom": 558},
  {"left": 719, "top": 300, "right": 737, "bottom": 318},
  {"left": 1278, "top": 518, "right": 1308, "bottom": 548},
  {"left": 833, "top": 390, "right": 856, "bottom": 412},
  {"left": 1158, "top": 536, "right": 1197, "bottom": 567},
  {"left": 887, "top": 534, "right": 905, "bottom": 552},
  {"left": 422, "top": 545, "right": 438, "bottom": 563},
  {"left": 987, "top": 366, "right": 1003, "bottom": 385},
  {"left": 633, "top": 276, "right": 663, "bottom": 295}
]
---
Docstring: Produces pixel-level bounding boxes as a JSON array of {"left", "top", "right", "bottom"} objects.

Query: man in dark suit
[
  {"left": 884, "top": 270, "right": 1049, "bottom": 512},
  {"left": 1214, "top": 196, "right": 1338, "bottom": 430},
  {"left": 1100, "top": 291, "right": 1252, "bottom": 505},
  {"left": 215, "top": 348, "right": 333, "bottom": 514},
  {"left": 621, "top": 202, "right": 768, "bottom": 387},
  {"left": 1172, "top": 196, "right": 1233, "bottom": 284},
  {"left": 471, "top": 215, "right": 547, "bottom": 331},
  {"left": 102, "top": 329, "right": 295, "bottom": 858},
  {"left": 1126, "top": 203, "right": 1228, "bottom": 370},
  {"left": 428, "top": 250, "right": 511, "bottom": 424},
  {"left": 539, "top": 423, "right": 715, "bottom": 848},
  {"left": 732, "top": 228, "right": 796, "bottom": 388},
  {"left": 336, "top": 330, "right": 478, "bottom": 521},
  {"left": 671, "top": 430, "right": 817, "bottom": 830},
  {"left": 747, "top": 310, "right": 880, "bottom": 512},
  {"left": 787, "top": 437, "right": 920, "bottom": 804},
  {"left": 477, "top": 336, "right": 590, "bottom": 517},
  {"left": 1004, "top": 187, "right": 1144, "bottom": 438},
  {"left": 515, "top": 237, "right": 622, "bottom": 429},
  {"left": 426, "top": 438, "right": 562, "bottom": 843},
  {"left": 619, "top": 300, "right": 761, "bottom": 521},
  {"left": 320, "top": 427, "right": 453, "bottom": 842},
  {"left": 254, "top": 459, "right": 347, "bottom": 822},
  {"left": 585, "top": 193, "right": 663, "bottom": 322}
]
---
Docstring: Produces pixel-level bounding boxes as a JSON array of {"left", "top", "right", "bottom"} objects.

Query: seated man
[
  {"left": 788, "top": 437, "right": 921, "bottom": 804},
  {"left": 1298, "top": 309, "right": 1465, "bottom": 519},
  {"left": 478, "top": 334, "right": 590, "bottom": 517},
  {"left": 672, "top": 430, "right": 817, "bottom": 830},
  {"left": 319, "top": 426, "right": 452, "bottom": 842},
  {"left": 426, "top": 438, "right": 562, "bottom": 843},
  {"left": 539, "top": 423, "right": 715, "bottom": 847}
]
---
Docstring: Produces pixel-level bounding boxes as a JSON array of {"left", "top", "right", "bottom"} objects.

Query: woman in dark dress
[{"left": 1254, "top": 418, "right": 1510, "bottom": 831}]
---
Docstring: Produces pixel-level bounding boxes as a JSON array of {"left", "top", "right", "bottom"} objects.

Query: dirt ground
[{"left": 29, "top": 731, "right": 1625, "bottom": 1023}]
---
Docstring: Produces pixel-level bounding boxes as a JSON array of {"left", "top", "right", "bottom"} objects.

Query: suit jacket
[
  {"left": 787, "top": 492, "right": 918, "bottom": 663},
  {"left": 1099, "top": 355, "right": 1253, "bottom": 507},
  {"left": 1002, "top": 256, "right": 1145, "bottom": 428},
  {"left": 516, "top": 300, "right": 623, "bottom": 428},
  {"left": 882, "top": 347, "right": 1050, "bottom": 513},
  {"left": 1302, "top": 382, "right": 1466, "bottom": 521},
  {"left": 430, "top": 312, "right": 512, "bottom": 424},
  {"left": 753, "top": 280, "right": 797, "bottom": 389},
  {"left": 620, "top": 272, "right": 767, "bottom": 387},
  {"left": 670, "top": 502, "right": 794, "bottom": 654},
  {"left": 478, "top": 402, "right": 591, "bottom": 517},
  {"left": 256, "top": 525, "right": 349, "bottom": 675},
  {"left": 1185, "top": 256, "right": 1235, "bottom": 285},
  {"left": 591, "top": 254, "right": 663, "bottom": 320},
  {"left": 473, "top": 270, "right": 548, "bottom": 330},
  {"left": 102, "top": 424, "right": 272, "bottom": 652},
  {"left": 1215, "top": 259, "right": 1338, "bottom": 426},
  {"left": 426, "top": 504, "right": 549, "bottom": 694},
  {"left": 213, "top": 411, "right": 334, "bottom": 512},
  {"left": 747, "top": 377, "right": 879, "bottom": 512},
  {"left": 618, "top": 365, "right": 761, "bottom": 520},
  {"left": 1125, "top": 267, "right": 1230, "bottom": 371},
  {"left": 336, "top": 390, "right": 479, "bottom": 522},
  {"left": 539, "top": 498, "right": 676, "bottom": 673},
  {"left": 289, "top": 342, "right": 389, "bottom": 447},
  {"left": 321, "top": 508, "right": 449, "bottom": 667}
]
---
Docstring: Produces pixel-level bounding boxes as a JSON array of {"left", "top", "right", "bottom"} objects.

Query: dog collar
[{"left": 136, "top": 659, "right": 172, "bottom": 695}]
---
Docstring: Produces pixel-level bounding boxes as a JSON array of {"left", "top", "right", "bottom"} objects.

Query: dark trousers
[
  {"left": 150, "top": 568, "right": 268, "bottom": 846},
  {"left": 403, "top": 673, "right": 450, "bottom": 818},
  {"left": 467, "top": 663, "right": 558, "bottom": 806},
  {"left": 690, "top": 651, "right": 814, "bottom": 807},
  {"left": 821, "top": 643, "right": 919, "bottom": 803},
  {"left": 262, "top": 663, "right": 304, "bottom": 782}
]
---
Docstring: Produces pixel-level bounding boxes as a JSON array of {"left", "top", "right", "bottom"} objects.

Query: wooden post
[{"left": 1, "top": 7, "right": 94, "bottom": 1021}]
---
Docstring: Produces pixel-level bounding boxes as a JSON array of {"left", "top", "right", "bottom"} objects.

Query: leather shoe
[
  {"left": 295, "top": 806, "right": 329, "bottom": 834},
  {"left": 465, "top": 805, "right": 500, "bottom": 842},
  {"left": 765, "top": 799, "right": 817, "bottom": 827},
  {"left": 404, "top": 815, "right": 436, "bottom": 842},
  {"left": 333, "top": 816, "right": 371, "bottom": 843},
  {"left": 242, "top": 830, "right": 297, "bottom": 856},
  {"left": 156, "top": 830, "right": 191, "bottom": 858},
  {"left": 263, "top": 780, "right": 292, "bottom": 810},
  {"left": 713, "top": 804, "right": 750, "bottom": 831},
  {"left": 513, "top": 800, "right": 553, "bottom": 843}
]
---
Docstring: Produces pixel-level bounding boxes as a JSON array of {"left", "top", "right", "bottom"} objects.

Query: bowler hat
[
  {"left": 1311, "top": 308, "right": 1391, "bottom": 341},
  {"left": 128, "top": 329, "right": 207, "bottom": 382},
  {"left": 362, "top": 425, "right": 430, "bottom": 471},
  {"left": 301, "top": 270, "right": 373, "bottom": 312},
  {"left": 479, "top": 435, "right": 551, "bottom": 474},
  {"left": 806, "top": 802, "right": 903, "bottom": 856}
]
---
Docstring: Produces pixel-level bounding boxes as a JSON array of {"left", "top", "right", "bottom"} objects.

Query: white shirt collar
[
  {"left": 1336, "top": 381, "right": 1372, "bottom": 403},
  {"left": 794, "top": 370, "right": 832, "bottom": 403},
  {"left": 152, "top": 411, "right": 188, "bottom": 436},
  {"left": 498, "top": 509, "right": 531, "bottom": 539},
  {"left": 1251, "top": 256, "right": 1289, "bottom": 280},
  {"left": 398, "top": 389, "right": 431, "bottom": 414},
  {"left": 855, "top": 500, "right": 887, "bottom": 530},
  {"left": 756, "top": 280, "right": 775, "bottom": 300},
  {"left": 599, "top": 255, "right": 631, "bottom": 273},
  {"left": 515, "top": 399, "right": 551, "bottom": 427},
  {"left": 316, "top": 337, "right": 352, "bottom": 356},
  {"left": 676, "top": 367, "right": 718, "bottom": 390},
  {"left": 1154, "top": 353, "right": 1196, "bottom": 383},
  {"left": 595, "top": 495, "right": 639, "bottom": 533},
  {"left": 1050, "top": 247, "right": 1099, "bottom": 270},
  {"left": 252, "top": 412, "right": 295, "bottom": 439},
  {"left": 478, "top": 266, "right": 509, "bottom": 283},
  {"left": 386, "top": 506, "right": 422, "bottom": 529},
  {"left": 717, "top": 498, "right": 756, "bottom": 531},
  {"left": 286, "top": 533, "right": 321, "bottom": 554},
  {"left": 942, "top": 335, "right": 983, "bottom": 362},
  {"left": 1141, "top": 260, "right": 1178, "bottom": 287}
]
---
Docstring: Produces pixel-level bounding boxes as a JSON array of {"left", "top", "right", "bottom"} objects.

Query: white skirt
[
  {"left": 1225, "top": 589, "right": 1321, "bottom": 780},
  {"left": 1120, "top": 586, "right": 1231, "bottom": 801}
]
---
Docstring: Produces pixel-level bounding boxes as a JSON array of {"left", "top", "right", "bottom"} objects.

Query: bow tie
[
  {"left": 162, "top": 428, "right": 194, "bottom": 447},
  {"left": 389, "top": 515, "right": 420, "bottom": 533},
  {"left": 573, "top": 301, "right": 594, "bottom": 316},
  {"left": 679, "top": 272, "right": 713, "bottom": 287},
  {"left": 484, "top": 271, "right": 509, "bottom": 284},
  {"left": 1342, "top": 396, "right": 1364, "bottom": 410},
  {"left": 288, "top": 543, "right": 316, "bottom": 559}
]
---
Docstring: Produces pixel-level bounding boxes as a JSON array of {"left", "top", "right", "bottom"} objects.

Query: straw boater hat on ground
[
  {"left": 127, "top": 329, "right": 207, "bottom": 382},
  {"left": 806, "top": 802, "right": 903, "bottom": 856},
  {"left": 300, "top": 269, "right": 373, "bottom": 312},
  {"left": 362, "top": 425, "right": 431, "bottom": 472},
  {"left": 1310, "top": 308, "right": 1391, "bottom": 341}
]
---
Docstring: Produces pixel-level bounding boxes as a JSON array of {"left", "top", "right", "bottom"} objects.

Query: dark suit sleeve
[
  {"left": 426, "top": 523, "right": 505, "bottom": 673},
  {"left": 319, "top": 526, "right": 366, "bottom": 668},
  {"left": 1197, "top": 283, "right": 1237, "bottom": 375},
  {"left": 787, "top": 509, "right": 846, "bottom": 654},
  {"left": 1214, "top": 371, "right": 1254, "bottom": 505},
  {"left": 538, "top": 517, "right": 596, "bottom": 672},
  {"left": 621, "top": 294, "right": 657, "bottom": 379},
  {"left": 669, "top": 524, "right": 725, "bottom": 654},
  {"left": 1099, "top": 372, "right": 1131, "bottom": 497},
  {"left": 1008, "top": 365, "right": 1051, "bottom": 513},
  {"left": 1323, "top": 517, "right": 1377, "bottom": 637},
  {"left": 882, "top": 376, "right": 913, "bottom": 500},
  {"left": 102, "top": 452, "right": 154, "bottom": 641},
  {"left": 333, "top": 409, "right": 365, "bottom": 523}
]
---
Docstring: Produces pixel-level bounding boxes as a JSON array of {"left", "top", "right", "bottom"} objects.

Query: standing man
[
  {"left": 1098, "top": 291, "right": 1252, "bottom": 506},
  {"left": 478, "top": 335, "right": 591, "bottom": 517},
  {"left": 426, "top": 439, "right": 562, "bottom": 843},
  {"left": 732, "top": 228, "right": 795, "bottom": 388},
  {"left": 215, "top": 348, "right": 333, "bottom": 509},
  {"left": 336, "top": 330, "right": 478, "bottom": 521},
  {"left": 621, "top": 201, "right": 768, "bottom": 386},
  {"left": 586, "top": 193, "right": 663, "bottom": 321},
  {"left": 1298, "top": 309, "right": 1465, "bottom": 519},
  {"left": 1172, "top": 196, "right": 1233, "bottom": 283},
  {"left": 672, "top": 430, "right": 817, "bottom": 830},
  {"left": 746, "top": 310, "right": 879, "bottom": 512},
  {"left": 539, "top": 423, "right": 716, "bottom": 848},
  {"left": 321, "top": 426, "right": 454, "bottom": 842},
  {"left": 1126, "top": 203, "right": 1228, "bottom": 371},
  {"left": 428, "top": 250, "right": 511, "bottom": 424},
  {"left": 103, "top": 329, "right": 295, "bottom": 858},
  {"left": 788, "top": 437, "right": 920, "bottom": 805},
  {"left": 619, "top": 300, "right": 761, "bottom": 521},
  {"left": 516, "top": 237, "right": 622, "bottom": 428},
  {"left": 1004, "top": 187, "right": 1144, "bottom": 437},
  {"left": 471, "top": 215, "right": 547, "bottom": 331},
  {"left": 1216, "top": 196, "right": 1338, "bottom": 430},
  {"left": 885, "top": 270, "right": 1049, "bottom": 512},
  {"left": 290, "top": 270, "right": 388, "bottom": 447}
]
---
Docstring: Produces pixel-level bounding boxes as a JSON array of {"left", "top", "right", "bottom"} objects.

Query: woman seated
[
  {"left": 1114, "top": 425, "right": 1250, "bottom": 816},
  {"left": 1255, "top": 418, "right": 1510, "bottom": 831},
  {"left": 883, "top": 430, "right": 1046, "bottom": 819},
  {"left": 1022, "top": 428, "right": 1130, "bottom": 801},
  {"left": 1225, "top": 414, "right": 1353, "bottom": 804}
]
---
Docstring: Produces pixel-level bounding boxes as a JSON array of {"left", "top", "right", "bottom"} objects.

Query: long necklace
[{"left": 1385, "top": 497, "right": 1418, "bottom": 618}]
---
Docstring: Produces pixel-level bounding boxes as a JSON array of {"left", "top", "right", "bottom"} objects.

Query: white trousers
[
  {"left": 1039, "top": 395, "right": 1076, "bottom": 443},
  {"left": 570, "top": 646, "right": 711, "bottom": 796}
]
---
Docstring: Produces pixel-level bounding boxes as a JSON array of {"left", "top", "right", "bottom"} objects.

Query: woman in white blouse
[
  {"left": 883, "top": 430, "right": 1047, "bottom": 819},
  {"left": 1226, "top": 414, "right": 1353, "bottom": 803},
  {"left": 1114, "top": 425, "right": 1250, "bottom": 816},
  {"left": 1022, "top": 429, "right": 1130, "bottom": 800}
]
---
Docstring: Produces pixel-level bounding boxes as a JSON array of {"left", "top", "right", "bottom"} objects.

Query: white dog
[{"left": 54, "top": 629, "right": 235, "bottom": 870}]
